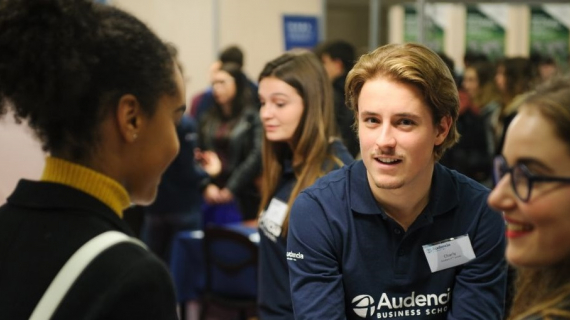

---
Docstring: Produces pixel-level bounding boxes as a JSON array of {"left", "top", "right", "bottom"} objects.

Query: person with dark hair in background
[
  {"left": 438, "top": 52, "right": 494, "bottom": 186},
  {"left": 315, "top": 40, "right": 360, "bottom": 158},
  {"left": 287, "top": 43, "right": 506, "bottom": 319},
  {"left": 489, "top": 76, "right": 570, "bottom": 320},
  {"left": 190, "top": 45, "right": 259, "bottom": 120},
  {"left": 141, "top": 43, "right": 220, "bottom": 264},
  {"left": 464, "top": 51, "right": 490, "bottom": 68},
  {"left": 219, "top": 45, "right": 244, "bottom": 69},
  {"left": 530, "top": 53, "right": 559, "bottom": 84},
  {"left": 197, "top": 62, "right": 262, "bottom": 225},
  {"left": 141, "top": 113, "right": 209, "bottom": 262},
  {"left": 462, "top": 61, "right": 501, "bottom": 182},
  {"left": 257, "top": 49, "right": 353, "bottom": 319},
  {"left": 493, "top": 57, "right": 536, "bottom": 156},
  {"left": 0, "top": 0, "right": 184, "bottom": 319}
]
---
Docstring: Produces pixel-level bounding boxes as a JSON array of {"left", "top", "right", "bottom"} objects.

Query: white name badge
[
  {"left": 422, "top": 235, "right": 476, "bottom": 273},
  {"left": 260, "top": 198, "right": 288, "bottom": 238}
]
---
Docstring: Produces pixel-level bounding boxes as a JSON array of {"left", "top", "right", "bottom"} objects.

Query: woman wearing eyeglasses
[{"left": 488, "top": 76, "right": 570, "bottom": 320}]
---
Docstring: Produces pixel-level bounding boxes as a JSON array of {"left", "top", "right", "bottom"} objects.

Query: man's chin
[{"left": 373, "top": 178, "right": 404, "bottom": 190}]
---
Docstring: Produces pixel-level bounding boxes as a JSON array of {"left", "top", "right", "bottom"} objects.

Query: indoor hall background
[{"left": 2, "top": 0, "right": 570, "bottom": 203}]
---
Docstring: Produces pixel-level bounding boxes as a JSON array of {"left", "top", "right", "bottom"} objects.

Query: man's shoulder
[
  {"left": 437, "top": 163, "right": 491, "bottom": 196},
  {"left": 304, "top": 162, "right": 352, "bottom": 196},
  {"left": 432, "top": 164, "right": 496, "bottom": 219}
]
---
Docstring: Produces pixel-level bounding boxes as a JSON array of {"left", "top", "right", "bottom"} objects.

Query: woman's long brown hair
[{"left": 257, "top": 50, "right": 341, "bottom": 236}]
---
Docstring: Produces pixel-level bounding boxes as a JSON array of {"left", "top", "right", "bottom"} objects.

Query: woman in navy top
[{"left": 256, "top": 50, "right": 354, "bottom": 319}]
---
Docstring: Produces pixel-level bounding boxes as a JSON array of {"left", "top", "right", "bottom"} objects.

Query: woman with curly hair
[
  {"left": 0, "top": 0, "right": 185, "bottom": 319},
  {"left": 489, "top": 76, "right": 570, "bottom": 320}
]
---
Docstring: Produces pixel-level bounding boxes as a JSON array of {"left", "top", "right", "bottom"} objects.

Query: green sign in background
[
  {"left": 530, "top": 7, "right": 569, "bottom": 70},
  {"left": 465, "top": 6, "right": 505, "bottom": 61},
  {"left": 404, "top": 5, "right": 443, "bottom": 53}
]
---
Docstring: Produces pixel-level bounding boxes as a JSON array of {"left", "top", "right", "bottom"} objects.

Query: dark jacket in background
[
  {"left": 440, "top": 108, "right": 493, "bottom": 185},
  {"left": 199, "top": 106, "right": 262, "bottom": 220},
  {"left": 141, "top": 115, "right": 207, "bottom": 261},
  {"left": 145, "top": 115, "right": 206, "bottom": 217},
  {"left": 333, "top": 74, "right": 359, "bottom": 158}
]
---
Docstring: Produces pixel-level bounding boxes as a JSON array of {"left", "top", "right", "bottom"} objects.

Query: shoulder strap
[{"left": 30, "top": 231, "right": 146, "bottom": 320}]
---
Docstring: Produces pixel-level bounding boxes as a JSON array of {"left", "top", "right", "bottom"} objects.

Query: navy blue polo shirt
[
  {"left": 287, "top": 161, "right": 507, "bottom": 320},
  {"left": 258, "top": 140, "right": 354, "bottom": 320}
]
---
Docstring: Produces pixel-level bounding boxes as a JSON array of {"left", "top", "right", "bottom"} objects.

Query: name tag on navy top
[
  {"left": 422, "top": 235, "right": 476, "bottom": 273},
  {"left": 260, "top": 198, "right": 288, "bottom": 239}
]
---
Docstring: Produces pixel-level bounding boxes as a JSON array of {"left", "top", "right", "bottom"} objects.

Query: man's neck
[
  {"left": 381, "top": 191, "right": 430, "bottom": 231},
  {"left": 370, "top": 166, "right": 435, "bottom": 231}
]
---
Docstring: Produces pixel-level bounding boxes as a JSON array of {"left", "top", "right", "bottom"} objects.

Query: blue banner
[{"left": 283, "top": 15, "right": 320, "bottom": 51}]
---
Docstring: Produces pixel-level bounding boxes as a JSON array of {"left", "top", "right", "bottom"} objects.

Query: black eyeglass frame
[{"left": 493, "top": 155, "right": 570, "bottom": 202}]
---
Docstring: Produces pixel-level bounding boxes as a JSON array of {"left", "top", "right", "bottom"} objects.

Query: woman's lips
[{"left": 504, "top": 218, "right": 534, "bottom": 238}]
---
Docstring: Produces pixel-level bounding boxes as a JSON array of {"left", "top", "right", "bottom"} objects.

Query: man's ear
[
  {"left": 116, "top": 94, "right": 142, "bottom": 143},
  {"left": 434, "top": 115, "right": 452, "bottom": 146}
]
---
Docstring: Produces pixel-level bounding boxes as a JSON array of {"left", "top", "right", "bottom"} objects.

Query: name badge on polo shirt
[
  {"left": 422, "top": 235, "right": 476, "bottom": 273},
  {"left": 260, "top": 198, "right": 288, "bottom": 238}
]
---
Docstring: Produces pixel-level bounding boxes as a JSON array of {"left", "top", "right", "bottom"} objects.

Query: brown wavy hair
[
  {"left": 257, "top": 49, "right": 341, "bottom": 235},
  {"left": 508, "top": 76, "right": 570, "bottom": 320},
  {"left": 345, "top": 43, "right": 459, "bottom": 161}
]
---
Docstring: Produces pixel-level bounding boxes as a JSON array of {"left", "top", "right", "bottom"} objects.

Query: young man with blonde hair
[{"left": 287, "top": 43, "right": 506, "bottom": 319}]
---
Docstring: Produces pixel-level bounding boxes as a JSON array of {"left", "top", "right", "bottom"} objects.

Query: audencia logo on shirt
[
  {"left": 286, "top": 251, "right": 304, "bottom": 261},
  {"left": 352, "top": 295, "right": 376, "bottom": 318},
  {"left": 352, "top": 288, "right": 451, "bottom": 318}
]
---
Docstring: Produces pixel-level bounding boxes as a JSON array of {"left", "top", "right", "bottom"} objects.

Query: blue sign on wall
[{"left": 283, "top": 15, "right": 320, "bottom": 51}]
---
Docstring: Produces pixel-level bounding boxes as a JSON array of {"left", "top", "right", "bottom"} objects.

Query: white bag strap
[{"left": 30, "top": 231, "right": 146, "bottom": 320}]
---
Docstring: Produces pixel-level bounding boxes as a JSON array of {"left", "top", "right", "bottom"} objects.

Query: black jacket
[
  {"left": 333, "top": 74, "right": 359, "bottom": 158},
  {"left": 0, "top": 180, "right": 178, "bottom": 320},
  {"left": 198, "top": 106, "right": 262, "bottom": 220}
]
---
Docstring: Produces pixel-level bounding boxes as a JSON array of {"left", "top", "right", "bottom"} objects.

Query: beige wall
[
  {"left": 0, "top": 111, "right": 45, "bottom": 205},
  {"left": 219, "top": 0, "right": 321, "bottom": 85},
  {"left": 326, "top": 3, "right": 370, "bottom": 56},
  {"left": 113, "top": 0, "right": 322, "bottom": 102},
  {"left": 112, "top": 0, "right": 215, "bottom": 103}
]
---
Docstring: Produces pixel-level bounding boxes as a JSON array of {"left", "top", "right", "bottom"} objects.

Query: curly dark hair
[{"left": 0, "top": 0, "right": 178, "bottom": 161}]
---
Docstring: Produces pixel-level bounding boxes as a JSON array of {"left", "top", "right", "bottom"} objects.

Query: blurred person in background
[
  {"left": 141, "top": 44, "right": 221, "bottom": 264},
  {"left": 439, "top": 53, "right": 493, "bottom": 186},
  {"left": 463, "top": 61, "right": 501, "bottom": 160},
  {"left": 197, "top": 62, "right": 262, "bottom": 225},
  {"left": 315, "top": 40, "right": 360, "bottom": 158},
  {"left": 190, "top": 45, "right": 259, "bottom": 120},
  {"left": 530, "top": 54, "right": 559, "bottom": 84},
  {"left": 141, "top": 113, "right": 220, "bottom": 262},
  {"left": 494, "top": 57, "right": 536, "bottom": 155}
]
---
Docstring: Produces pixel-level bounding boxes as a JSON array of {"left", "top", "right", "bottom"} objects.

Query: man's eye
[{"left": 399, "top": 119, "right": 414, "bottom": 126}]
